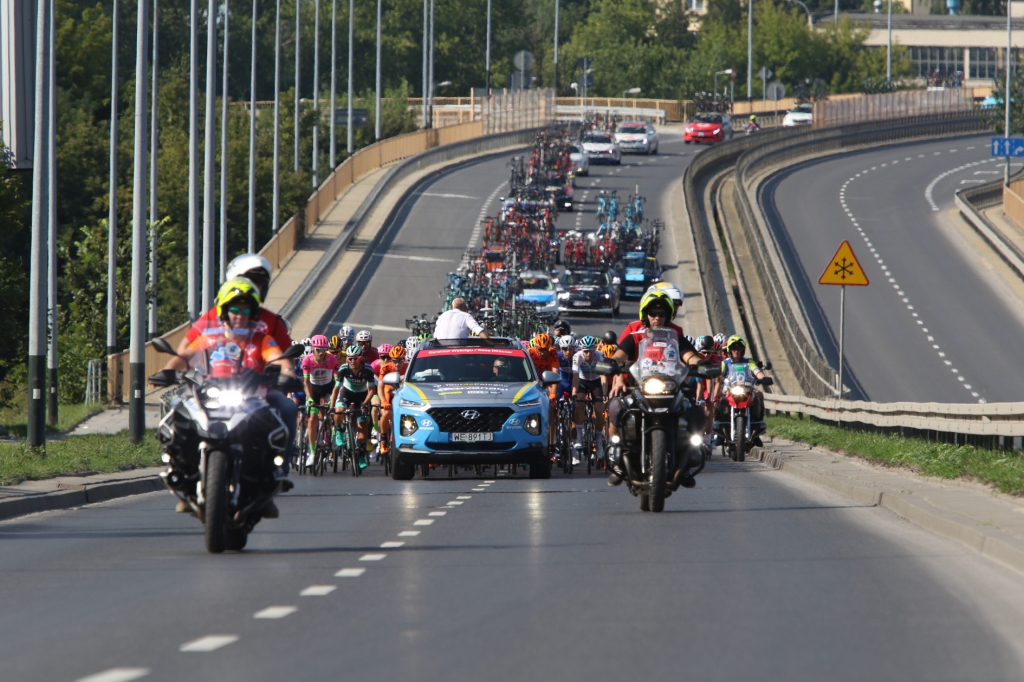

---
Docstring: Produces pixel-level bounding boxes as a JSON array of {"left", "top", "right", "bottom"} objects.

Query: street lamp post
[
  {"left": 747, "top": 0, "right": 753, "bottom": 99},
  {"left": 553, "top": 0, "right": 559, "bottom": 93},
  {"left": 47, "top": 0, "right": 56, "bottom": 424},
  {"left": 202, "top": 0, "right": 217, "bottom": 310},
  {"left": 887, "top": 0, "right": 892, "bottom": 82},
  {"left": 294, "top": 0, "right": 301, "bottom": 173},
  {"left": 786, "top": 0, "right": 813, "bottom": 27},
  {"left": 27, "top": 0, "right": 48, "bottom": 447},
  {"left": 248, "top": 0, "right": 258, "bottom": 251},
  {"left": 330, "top": 0, "right": 337, "bottom": 167},
  {"left": 273, "top": 0, "right": 283, "bottom": 231},
  {"left": 485, "top": 0, "right": 491, "bottom": 91},
  {"left": 220, "top": 0, "right": 230, "bottom": 280},
  {"left": 108, "top": 0, "right": 119, "bottom": 354},
  {"left": 1006, "top": 0, "right": 1013, "bottom": 186},
  {"left": 375, "top": 0, "right": 382, "bottom": 140},
  {"left": 149, "top": 0, "right": 159, "bottom": 340},
  {"left": 188, "top": 0, "right": 200, "bottom": 319},
  {"left": 347, "top": 0, "right": 353, "bottom": 153},
  {"left": 129, "top": 0, "right": 150, "bottom": 443},
  {"left": 312, "top": 0, "right": 320, "bottom": 186},
  {"left": 622, "top": 87, "right": 641, "bottom": 98}
]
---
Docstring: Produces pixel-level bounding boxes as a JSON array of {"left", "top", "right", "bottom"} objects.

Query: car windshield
[
  {"left": 521, "top": 275, "right": 553, "bottom": 290},
  {"left": 585, "top": 134, "right": 614, "bottom": 144},
  {"left": 693, "top": 114, "right": 722, "bottom": 124},
  {"left": 547, "top": 172, "right": 566, "bottom": 183},
  {"left": 484, "top": 251, "right": 504, "bottom": 263},
  {"left": 623, "top": 254, "right": 645, "bottom": 268},
  {"left": 794, "top": 104, "right": 813, "bottom": 113},
  {"left": 567, "top": 270, "right": 610, "bottom": 286},
  {"left": 573, "top": 145, "right": 585, "bottom": 154},
  {"left": 407, "top": 349, "right": 535, "bottom": 383},
  {"left": 618, "top": 124, "right": 646, "bottom": 133}
]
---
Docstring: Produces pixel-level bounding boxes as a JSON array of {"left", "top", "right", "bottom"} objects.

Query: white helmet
[
  {"left": 405, "top": 335, "right": 419, "bottom": 353},
  {"left": 356, "top": 330, "right": 373, "bottom": 342},
  {"left": 557, "top": 335, "right": 575, "bottom": 350},
  {"left": 226, "top": 254, "right": 272, "bottom": 296},
  {"left": 645, "top": 281, "right": 683, "bottom": 312},
  {"left": 340, "top": 325, "right": 355, "bottom": 338},
  {"left": 713, "top": 333, "right": 727, "bottom": 349}
]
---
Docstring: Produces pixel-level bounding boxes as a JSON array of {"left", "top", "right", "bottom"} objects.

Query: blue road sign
[{"left": 991, "top": 138, "right": 1024, "bottom": 157}]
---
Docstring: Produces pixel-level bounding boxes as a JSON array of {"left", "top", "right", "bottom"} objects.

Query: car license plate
[
  {"left": 625, "top": 286, "right": 643, "bottom": 292},
  {"left": 573, "top": 301, "right": 591, "bottom": 307},
  {"left": 697, "top": 132, "right": 705, "bottom": 137},
  {"left": 449, "top": 432, "right": 494, "bottom": 442}
]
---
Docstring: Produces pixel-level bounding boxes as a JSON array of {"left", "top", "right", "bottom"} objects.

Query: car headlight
[
  {"left": 712, "top": 128, "right": 721, "bottom": 135},
  {"left": 685, "top": 127, "right": 693, "bottom": 133},
  {"left": 602, "top": 293, "right": 611, "bottom": 299},
  {"left": 399, "top": 397, "right": 424, "bottom": 408},
  {"left": 642, "top": 138, "right": 648, "bottom": 144},
  {"left": 612, "top": 277, "right": 621, "bottom": 284},
  {"left": 642, "top": 378, "right": 677, "bottom": 395},
  {"left": 400, "top": 415, "right": 419, "bottom": 436},
  {"left": 517, "top": 398, "right": 542, "bottom": 407},
  {"left": 558, "top": 293, "right": 570, "bottom": 300},
  {"left": 524, "top": 414, "right": 542, "bottom": 436}
]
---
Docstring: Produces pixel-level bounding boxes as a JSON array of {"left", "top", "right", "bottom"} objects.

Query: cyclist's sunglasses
[{"left": 227, "top": 306, "right": 251, "bottom": 316}]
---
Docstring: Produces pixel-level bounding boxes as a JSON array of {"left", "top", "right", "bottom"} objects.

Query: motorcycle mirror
[
  {"left": 594, "top": 360, "right": 619, "bottom": 376},
  {"left": 699, "top": 365, "right": 722, "bottom": 379},
  {"left": 272, "top": 343, "right": 305, "bottom": 361},
  {"left": 148, "top": 369, "right": 180, "bottom": 387},
  {"left": 152, "top": 337, "right": 177, "bottom": 356},
  {"left": 762, "top": 361, "right": 773, "bottom": 371}
]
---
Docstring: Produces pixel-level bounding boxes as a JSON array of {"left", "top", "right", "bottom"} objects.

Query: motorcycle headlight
[
  {"left": 202, "top": 387, "right": 243, "bottom": 409},
  {"left": 524, "top": 414, "right": 542, "bottom": 436},
  {"left": 690, "top": 434, "right": 703, "bottom": 446},
  {"left": 642, "top": 378, "right": 676, "bottom": 395},
  {"left": 730, "top": 385, "right": 750, "bottom": 397},
  {"left": 219, "top": 390, "right": 244, "bottom": 407},
  {"left": 400, "top": 415, "right": 419, "bottom": 436}
]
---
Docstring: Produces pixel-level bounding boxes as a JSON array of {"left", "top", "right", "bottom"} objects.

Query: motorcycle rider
[
  {"left": 713, "top": 335, "right": 768, "bottom": 447},
  {"left": 746, "top": 115, "right": 760, "bottom": 134},
  {"left": 606, "top": 291, "right": 710, "bottom": 486}
]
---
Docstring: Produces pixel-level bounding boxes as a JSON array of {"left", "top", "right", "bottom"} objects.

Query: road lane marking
[
  {"left": 254, "top": 606, "right": 298, "bottom": 619},
  {"left": 300, "top": 585, "right": 337, "bottom": 596},
  {"left": 335, "top": 568, "right": 366, "bottom": 577},
  {"left": 360, "top": 553, "right": 387, "bottom": 561},
  {"left": 398, "top": 530, "right": 421, "bottom": 536},
  {"left": 334, "top": 322, "right": 409, "bottom": 333},
  {"left": 180, "top": 635, "right": 239, "bottom": 652},
  {"left": 471, "top": 488, "right": 485, "bottom": 491},
  {"left": 428, "top": 511, "right": 447, "bottom": 516},
  {"left": 457, "top": 495, "right": 472, "bottom": 499},
  {"left": 77, "top": 669, "right": 150, "bottom": 682},
  {"left": 372, "top": 253, "right": 455, "bottom": 263},
  {"left": 485, "top": 480, "right": 496, "bottom": 482},
  {"left": 447, "top": 500, "right": 464, "bottom": 505},
  {"left": 380, "top": 541, "right": 405, "bottom": 548},
  {"left": 413, "top": 519, "right": 435, "bottom": 525},
  {"left": 417, "top": 192, "right": 479, "bottom": 199}
]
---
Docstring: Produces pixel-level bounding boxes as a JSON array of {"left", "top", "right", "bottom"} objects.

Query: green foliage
[
  {"left": 768, "top": 414, "right": 1024, "bottom": 496},
  {"left": 981, "top": 70, "right": 1024, "bottom": 135},
  {"left": 0, "top": 430, "right": 161, "bottom": 486}
]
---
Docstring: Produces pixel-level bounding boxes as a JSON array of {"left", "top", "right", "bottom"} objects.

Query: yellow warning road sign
[{"left": 819, "top": 241, "right": 869, "bottom": 286}]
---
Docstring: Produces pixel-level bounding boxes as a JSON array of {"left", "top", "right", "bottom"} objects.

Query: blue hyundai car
[{"left": 382, "top": 338, "right": 561, "bottom": 480}]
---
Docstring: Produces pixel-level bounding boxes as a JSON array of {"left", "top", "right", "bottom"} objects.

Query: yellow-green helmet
[
  {"left": 638, "top": 290, "right": 675, "bottom": 323},
  {"left": 725, "top": 335, "right": 747, "bottom": 352},
  {"left": 215, "top": 277, "right": 262, "bottom": 320}
]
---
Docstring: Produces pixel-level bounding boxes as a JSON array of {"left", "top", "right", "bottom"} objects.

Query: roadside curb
[
  {"left": 0, "top": 475, "right": 164, "bottom": 522},
  {"left": 752, "top": 445, "right": 1024, "bottom": 577}
]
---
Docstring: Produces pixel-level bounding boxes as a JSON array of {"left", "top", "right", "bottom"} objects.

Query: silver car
[
  {"left": 581, "top": 132, "right": 622, "bottom": 165},
  {"left": 614, "top": 121, "right": 659, "bottom": 154},
  {"left": 569, "top": 144, "right": 590, "bottom": 176}
]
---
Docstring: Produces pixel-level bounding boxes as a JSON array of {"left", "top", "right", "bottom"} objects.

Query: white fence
[
  {"left": 812, "top": 88, "right": 976, "bottom": 129},
  {"left": 481, "top": 89, "right": 556, "bottom": 134}
]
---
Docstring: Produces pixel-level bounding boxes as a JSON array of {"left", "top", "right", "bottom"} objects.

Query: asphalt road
[
  {"left": 324, "top": 128, "right": 702, "bottom": 343},
  {"left": 6, "top": 133, "right": 1024, "bottom": 681},
  {"left": 764, "top": 135, "right": 1024, "bottom": 402}
]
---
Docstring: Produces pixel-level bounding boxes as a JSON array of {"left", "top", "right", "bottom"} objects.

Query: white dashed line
[
  {"left": 77, "top": 669, "right": 150, "bottom": 682},
  {"left": 471, "top": 488, "right": 485, "bottom": 491},
  {"left": 457, "top": 496, "right": 472, "bottom": 499},
  {"left": 335, "top": 568, "right": 366, "bottom": 577},
  {"left": 447, "top": 500, "right": 464, "bottom": 505},
  {"left": 360, "top": 553, "right": 387, "bottom": 561},
  {"left": 180, "top": 635, "right": 239, "bottom": 652},
  {"left": 398, "top": 530, "right": 421, "bottom": 537},
  {"left": 413, "top": 519, "right": 435, "bottom": 526},
  {"left": 428, "top": 511, "right": 447, "bottom": 516},
  {"left": 254, "top": 606, "right": 298, "bottom": 619},
  {"left": 380, "top": 541, "right": 405, "bottom": 548},
  {"left": 300, "top": 585, "right": 337, "bottom": 596}
]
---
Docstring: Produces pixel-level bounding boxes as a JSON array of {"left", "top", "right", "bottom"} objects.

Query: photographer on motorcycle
[
  {"left": 605, "top": 291, "right": 712, "bottom": 485},
  {"left": 713, "top": 335, "right": 768, "bottom": 447},
  {"left": 745, "top": 115, "right": 760, "bottom": 135}
]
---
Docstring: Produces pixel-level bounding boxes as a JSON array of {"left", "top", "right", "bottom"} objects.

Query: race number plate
[{"left": 449, "top": 432, "right": 494, "bottom": 443}]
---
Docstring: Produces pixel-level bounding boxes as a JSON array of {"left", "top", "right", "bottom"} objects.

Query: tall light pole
[
  {"left": 747, "top": 0, "right": 753, "bottom": 99},
  {"left": 188, "top": 0, "right": 200, "bottom": 320},
  {"left": 220, "top": 0, "right": 230, "bottom": 280},
  {"left": 347, "top": 0, "right": 353, "bottom": 153},
  {"left": 248, "top": 0, "right": 258, "bottom": 252},
  {"left": 485, "top": 0, "right": 491, "bottom": 91},
  {"left": 427, "top": 0, "right": 434, "bottom": 129},
  {"left": 149, "top": 0, "right": 159, "bottom": 340},
  {"left": 202, "top": 0, "right": 218, "bottom": 310},
  {"left": 273, "top": 0, "right": 282, "bottom": 231},
  {"left": 312, "top": 0, "right": 320, "bottom": 186},
  {"left": 1006, "top": 0, "right": 1013, "bottom": 187},
  {"left": 129, "top": 0, "right": 151, "bottom": 443},
  {"left": 294, "top": 0, "right": 301, "bottom": 173},
  {"left": 886, "top": 0, "right": 892, "bottom": 82},
  {"left": 553, "top": 0, "right": 559, "bottom": 93},
  {"left": 108, "top": 0, "right": 119, "bottom": 355},
  {"left": 375, "top": 0, "right": 382, "bottom": 140},
  {"left": 47, "top": 0, "right": 57, "bottom": 425},
  {"left": 28, "top": 0, "right": 49, "bottom": 447},
  {"left": 330, "top": 0, "right": 337, "bottom": 166},
  {"left": 421, "top": 0, "right": 427, "bottom": 127}
]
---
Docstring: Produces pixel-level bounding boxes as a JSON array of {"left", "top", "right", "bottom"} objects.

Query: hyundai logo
[{"left": 461, "top": 410, "right": 481, "bottom": 420}]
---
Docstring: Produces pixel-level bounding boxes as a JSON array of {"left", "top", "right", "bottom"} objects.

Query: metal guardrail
[
  {"left": 956, "top": 171, "right": 1024, "bottom": 283},
  {"left": 767, "top": 394, "right": 1024, "bottom": 440},
  {"left": 730, "top": 113, "right": 986, "bottom": 400},
  {"left": 554, "top": 105, "right": 666, "bottom": 123}
]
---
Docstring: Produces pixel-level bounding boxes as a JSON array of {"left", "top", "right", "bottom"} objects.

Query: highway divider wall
[{"left": 955, "top": 172, "right": 1024, "bottom": 283}]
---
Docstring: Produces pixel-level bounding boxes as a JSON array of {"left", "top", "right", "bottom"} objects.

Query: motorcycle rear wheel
[
  {"left": 735, "top": 414, "right": 747, "bottom": 463},
  {"left": 649, "top": 429, "right": 667, "bottom": 513},
  {"left": 204, "top": 450, "right": 229, "bottom": 554}
]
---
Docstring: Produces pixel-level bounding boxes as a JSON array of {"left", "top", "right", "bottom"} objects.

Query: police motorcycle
[
  {"left": 713, "top": 360, "right": 773, "bottom": 462},
  {"left": 149, "top": 336, "right": 304, "bottom": 553},
  {"left": 596, "top": 328, "right": 720, "bottom": 513}
]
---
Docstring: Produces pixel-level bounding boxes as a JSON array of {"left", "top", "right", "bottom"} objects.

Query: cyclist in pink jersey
[{"left": 301, "top": 335, "right": 341, "bottom": 466}]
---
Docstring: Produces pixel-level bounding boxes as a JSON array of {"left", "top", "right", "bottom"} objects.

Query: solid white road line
[
  {"left": 179, "top": 635, "right": 239, "bottom": 652},
  {"left": 300, "top": 585, "right": 337, "bottom": 596},
  {"left": 372, "top": 253, "right": 455, "bottom": 263},
  {"left": 380, "top": 541, "right": 405, "bottom": 548},
  {"left": 398, "top": 530, "right": 421, "bottom": 536},
  {"left": 335, "top": 568, "right": 366, "bottom": 577},
  {"left": 413, "top": 519, "right": 435, "bottom": 525},
  {"left": 254, "top": 606, "right": 298, "bottom": 619},
  {"left": 360, "top": 553, "right": 387, "bottom": 561},
  {"left": 77, "top": 669, "right": 150, "bottom": 682}
]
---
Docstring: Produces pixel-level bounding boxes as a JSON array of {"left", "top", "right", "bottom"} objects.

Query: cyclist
[
  {"left": 333, "top": 344, "right": 377, "bottom": 468},
  {"left": 555, "top": 335, "right": 575, "bottom": 401},
  {"left": 355, "top": 330, "right": 380, "bottom": 364},
  {"left": 552, "top": 319, "right": 571, "bottom": 339},
  {"left": 302, "top": 335, "right": 340, "bottom": 467},
  {"left": 369, "top": 343, "right": 392, "bottom": 448},
  {"left": 528, "top": 333, "right": 560, "bottom": 447},
  {"left": 694, "top": 334, "right": 723, "bottom": 444},
  {"left": 713, "top": 335, "right": 769, "bottom": 447},
  {"left": 376, "top": 345, "right": 409, "bottom": 456},
  {"left": 571, "top": 335, "right": 609, "bottom": 465}
]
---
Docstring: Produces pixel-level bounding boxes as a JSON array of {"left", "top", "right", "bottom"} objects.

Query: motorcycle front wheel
[
  {"left": 735, "top": 414, "right": 747, "bottom": 463},
  {"left": 649, "top": 429, "right": 667, "bottom": 513},
  {"left": 204, "top": 450, "right": 229, "bottom": 554}
]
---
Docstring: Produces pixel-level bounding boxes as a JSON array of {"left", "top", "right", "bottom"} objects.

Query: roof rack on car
[{"left": 422, "top": 338, "right": 517, "bottom": 349}]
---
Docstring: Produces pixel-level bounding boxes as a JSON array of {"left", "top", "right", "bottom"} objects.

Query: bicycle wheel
[
  {"left": 584, "top": 405, "right": 594, "bottom": 476},
  {"left": 349, "top": 417, "right": 362, "bottom": 477}
]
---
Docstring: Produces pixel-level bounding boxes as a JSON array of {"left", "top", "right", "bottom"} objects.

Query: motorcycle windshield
[
  {"left": 634, "top": 328, "right": 685, "bottom": 381},
  {"left": 724, "top": 362, "right": 755, "bottom": 388},
  {"left": 189, "top": 333, "right": 253, "bottom": 380}
]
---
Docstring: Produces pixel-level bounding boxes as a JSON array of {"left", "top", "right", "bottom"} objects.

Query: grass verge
[
  {"left": 767, "top": 414, "right": 1024, "bottom": 497},
  {"left": 0, "top": 401, "right": 106, "bottom": 437},
  {"left": 0, "top": 431, "right": 162, "bottom": 486}
]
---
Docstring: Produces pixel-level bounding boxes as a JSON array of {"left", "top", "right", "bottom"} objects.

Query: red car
[{"left": 684, "top": 113, "right": 734, "bottom": 144}]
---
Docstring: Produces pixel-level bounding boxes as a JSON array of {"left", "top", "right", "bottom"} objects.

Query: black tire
[
  {"left": 735, "top": 414, "right": 746, "bottom": 463},
  {"left": 639, "top": 492, "right": 651, "bottom": 511},
  {"left": 349, "top": 426, "right": 361, "bottom": 477},
  {"left": 649, "top": 429, "right": 667, "bottom": 512},
  {"left": 204, "top": 450, "right": 229, "bottom": 554},
  {"left": 585, "top": 413, "right": 594, "bottom": 476},
  {"left": 529, "top": 456, "right": 552, "bottom": 479},
  {"left": 420, "top": 463, "right": 430, "bottom": 477},
  {"left": 225, "top": 527, "right": 248, "bottom": 551},
  {"left": 391, "top": 446, "right": 415, "bottom": 480}
]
